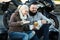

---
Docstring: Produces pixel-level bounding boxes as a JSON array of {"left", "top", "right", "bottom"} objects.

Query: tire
[
  {"left": 49, "top": 28, "right": 59, "bottom": 40},
  {"left": 41, "top": 12, "right": 59, "bottom": 29},
  {"left": 3, "top": 13, "right": 10, "bottom": 29},
  {"left": 0, "top": 28, "right": 8, "bottom": 40},
  {"left": 48, "top": 14, "right": 59, "bottom": 29},
  {"left": 3, "top": 9, "right": 15, "bottom": 29}
]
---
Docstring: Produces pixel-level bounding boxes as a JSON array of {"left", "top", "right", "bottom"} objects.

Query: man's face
[{"left": 29, "top": 4, "right": 38, "bottom": 13}]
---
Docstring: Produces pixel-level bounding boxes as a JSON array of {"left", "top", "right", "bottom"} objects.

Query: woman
[{"left": 9, "top": 5, "right": 35, "bottom": 40}]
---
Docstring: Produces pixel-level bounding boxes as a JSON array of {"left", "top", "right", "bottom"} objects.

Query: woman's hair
[
  {"left": 18, "top": 5, "right": 29, "bottom": 12},
  {"left": 15, "top": 5, "right": 29, "bottom": 13},
  {"left": 15, "top": 5, "right": 29, "bottom": 20}
]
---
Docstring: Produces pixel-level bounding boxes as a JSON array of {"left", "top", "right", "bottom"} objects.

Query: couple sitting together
[{"left": 8, "top": 3, "right": 52, "bottom": 40}]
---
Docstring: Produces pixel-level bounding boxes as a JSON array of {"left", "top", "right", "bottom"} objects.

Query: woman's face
[{"left": 22, "top": 9, "right": 29, "bottom": 15}]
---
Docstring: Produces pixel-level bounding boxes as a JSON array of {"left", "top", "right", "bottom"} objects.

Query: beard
[{"left": 29, "top": 10, "right": 37, "bottom": 16}]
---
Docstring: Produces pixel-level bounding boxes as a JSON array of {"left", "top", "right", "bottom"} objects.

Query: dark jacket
[{"left": 8, "top": 12, "right": 29, "bottom": 32}]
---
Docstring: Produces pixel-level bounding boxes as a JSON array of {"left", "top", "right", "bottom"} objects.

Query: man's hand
[{"left": 41, "top": 20, "right": 47, "bottom": 24}]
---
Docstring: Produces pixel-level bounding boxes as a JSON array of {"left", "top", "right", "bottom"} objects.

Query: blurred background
[{"left": 0, "top": 0, "right": 60, "bottom": 40}]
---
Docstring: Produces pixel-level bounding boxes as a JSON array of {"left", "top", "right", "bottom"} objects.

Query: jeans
[
  {"left": 35, "top": 24, "right": 51, "bottom": 40},
  {"left": 9, "top": 32, "right": 28, "bottom": 40},
  {"left": 27, "top": 31, "right": 39, "bottom": 40},
  {"left": 26, "top": 31, "right": 35, "bottom": 39},
  {"left": 43, "top": 24, "right": 50, "bottom": 40},
  {"left": 31, "top": 35, "right": 39, "bottom": 40},
  {"left": 9, "top": 31, "right": 36, "bottom": 40}
]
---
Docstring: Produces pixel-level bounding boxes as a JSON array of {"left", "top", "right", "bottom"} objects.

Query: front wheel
[
  {"left": 48, "top": 14, "right": 59, "bottom": 29},
  {"left": 3, "top": 9, "right": 14, "bottom": 29}
]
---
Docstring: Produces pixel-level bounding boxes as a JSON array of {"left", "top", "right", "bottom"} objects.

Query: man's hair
[{"left": 29, "top": 2, "right": 38, "bottom": 7}]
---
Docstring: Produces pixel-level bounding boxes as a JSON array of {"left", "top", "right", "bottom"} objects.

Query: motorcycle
[
  {"left": 0, "top": 0, "right": 59, "bottom": 40},
  {"left": 2, "top": 0, "right": 59, "bottom": 29}
]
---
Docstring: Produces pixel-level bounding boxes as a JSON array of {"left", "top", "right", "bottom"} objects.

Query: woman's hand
[
  {"left": 17, "top": 21, "right": 30, "bottom": 25},
  {"left": 21, "top": 21, "right": 30, "bottom": 24},
  {"left": 17, "top": 21, "right": 23, "bottom": 25}
]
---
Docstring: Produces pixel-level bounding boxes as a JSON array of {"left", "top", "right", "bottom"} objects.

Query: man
[{"left": 27, "top": 3, "right": 52, "bottom": 40}]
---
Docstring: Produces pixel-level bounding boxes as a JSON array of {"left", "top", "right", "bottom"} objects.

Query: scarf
[
  {"left": 29, "top": 11, "right": 37, "bottom": 16},
  {"left": 19, "top": 11, "right": 27, "bottom": 21}
]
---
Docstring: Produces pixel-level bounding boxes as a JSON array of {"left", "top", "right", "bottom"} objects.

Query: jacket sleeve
[
  {"left": 9, "top": 13, "right": 22, "bottom": 27},
  {"left": 39, "top": 12, "right": 52, "bottom": 24}
]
